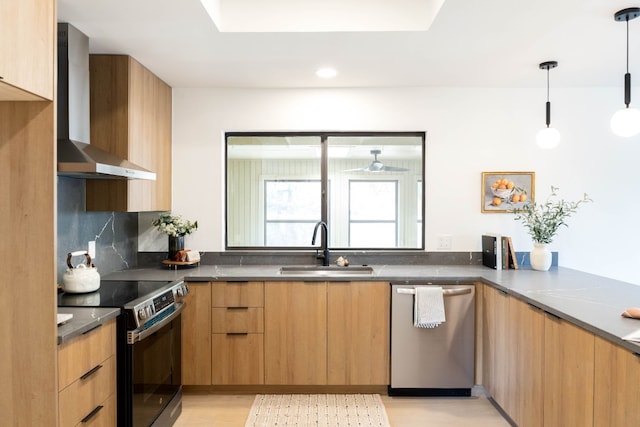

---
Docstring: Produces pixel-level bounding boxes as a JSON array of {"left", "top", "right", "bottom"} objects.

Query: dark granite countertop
[
  {"left": 102, "top": 264, "right": 640, "bottom": 354},
  {"left": 57, "top": 307, "right": 121, "bottom": 345}
]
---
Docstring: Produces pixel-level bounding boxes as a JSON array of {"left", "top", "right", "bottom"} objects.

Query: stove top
[{"left": 58, "top": 280, "right": 176, "bottom": 308}]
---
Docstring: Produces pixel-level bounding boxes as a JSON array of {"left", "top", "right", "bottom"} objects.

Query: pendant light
[
  {"left": 611, "top": 8, "right": 640, "bottom": 138},
  {"left": 536, "top": 61, "right": 561, "bottom": 149}
]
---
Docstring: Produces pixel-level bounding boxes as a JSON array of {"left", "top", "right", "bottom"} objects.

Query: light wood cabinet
[
  {"left": 184, "top": 280, "right": 390, "bottom": 387},
  {"left": 0, "top": 102, "right": 57, "bottom": 425},
  {"left": 58, "top": 319, "right": 117, "bottom": 427},
  {"left": 543, "top": 313, "right": 595, "bottom": 426},
  {"left": 182, "top": 281, "right": 212, "bottom": 385},
  {"left": 212, "top": 281, "right": 265, "bottom": 385},
  {"left": 1, "top": 3, "right": 59, "bottom": 425},
  {"left": 594, "top": 336, "right": 640, "bottom": 426},
  {"left": 508, "top": 296, "right": 544, "bottom": 427},
  {"left": 327, "top": 281, "right": 390, "bottom": 385},
  {"left": 265, "top": 281, "right": 327, "bottom": 385},
  {"left": 264, "top": 280, "right": 390, "bottom": 386},
  {"left": 482, "top": 285, "right": 510, "bottom": 409},
  {"left": 86, "top": 55, "right": 172, "bottom": 212},
  {"left": 0, "top": 0, "right": 54, "bottom": 100}
]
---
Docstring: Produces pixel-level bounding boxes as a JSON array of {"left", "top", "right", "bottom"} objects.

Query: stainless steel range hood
[{"left": 57, "top": 23, "right": 156, "bottom": 180}]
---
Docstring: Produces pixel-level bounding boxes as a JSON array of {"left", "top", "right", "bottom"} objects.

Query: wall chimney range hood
[{"left": 57, "top": 23, "right": 156, "bottom": 180}]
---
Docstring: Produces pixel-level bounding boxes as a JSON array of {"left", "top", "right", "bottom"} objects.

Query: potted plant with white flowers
[
  {"left": 153, "top": 213, "right": 198, "bottom": 260},
  {"left": 511, "top": 186, "right": 591, "bottom": 271}
]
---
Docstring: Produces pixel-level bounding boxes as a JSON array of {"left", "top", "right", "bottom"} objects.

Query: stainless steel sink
[{"left": 279, "top": 265, "right": 374, "bottom": 276}]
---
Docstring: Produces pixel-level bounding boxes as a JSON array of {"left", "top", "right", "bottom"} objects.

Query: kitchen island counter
[{"left": 103, "top": 264, "right": 640, "bottom": 354}]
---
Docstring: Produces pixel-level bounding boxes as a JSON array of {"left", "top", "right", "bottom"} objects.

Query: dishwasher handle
[{"left": 396, "top": 287, "right": 472, "bottom": 297}]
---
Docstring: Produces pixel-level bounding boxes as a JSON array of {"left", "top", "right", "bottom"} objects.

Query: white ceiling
[{"left": 58, "top": 0, "right": 640, "bottom": 89}]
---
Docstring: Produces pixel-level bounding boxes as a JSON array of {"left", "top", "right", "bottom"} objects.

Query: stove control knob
[
  {"left": 177, "top": 286, "right": 188, "bottom": 297},
  {"left": 146, "top": 306, "right": 154, "bottom": 317},
  {"left": 138, "top": 309, "right": 147, "bottom": 320}
]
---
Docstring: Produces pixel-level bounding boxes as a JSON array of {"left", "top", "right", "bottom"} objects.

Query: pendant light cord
[
  {"left": 546, "top": 67, "right": 550, "bottom": 102},
  {"left": 626, "top": 16, "right": 630, "bottom": 74},
  {"left": 625, "top": 15, "right": 632, "bottom": 107},
  {"left": 545, "top": 66, "right": 551, "bottom": 127}
]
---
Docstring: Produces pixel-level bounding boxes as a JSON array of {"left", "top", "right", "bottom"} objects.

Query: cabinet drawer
[
  {"left": 212, "top": 333, "right": 264, "bottom": 384},
  {"left": 58, "top": 319, "right": 116, "bottom": 391},
  {"left": 212, "top": 307, "right": 264, "bottom": 333},
  {"left": 59, "top": 355, "right": 116, "bottom": 427},
  {"left": 212, "top": 281, "right": 264, "bottom": 307},
  {"left": 71, "top": 393, "right": 116, "bottom": 427}
]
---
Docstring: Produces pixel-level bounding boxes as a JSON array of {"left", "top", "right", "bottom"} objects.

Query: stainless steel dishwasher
[{"left": 389, "top": 282, "right": 475, "bottom": 396}]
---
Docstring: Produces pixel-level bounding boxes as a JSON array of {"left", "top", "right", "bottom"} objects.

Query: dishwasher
[{"left": 389, "top": 282, "right": 475, "bottom": 396}]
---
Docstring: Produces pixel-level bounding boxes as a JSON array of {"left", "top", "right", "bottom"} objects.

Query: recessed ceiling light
[{"left": 316, "top": 68, "right": 338, "bottom": 79}]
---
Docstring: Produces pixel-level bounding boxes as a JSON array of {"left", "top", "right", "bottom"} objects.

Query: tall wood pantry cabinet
[
  {"left": 86, "top": 54, "right": 172, "bottom": 212},
  {"left": 0, "top": 0, "right": 57, "bottom": 425}
]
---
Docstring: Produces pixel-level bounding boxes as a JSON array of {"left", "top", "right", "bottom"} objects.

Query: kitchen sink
[{"left": 279, "top": 265, "right": 374, "bottom": 276}]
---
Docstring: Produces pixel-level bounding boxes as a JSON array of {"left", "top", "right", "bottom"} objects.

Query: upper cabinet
[
  {"left": 86, "top": 55, "right": 172, "bottom": 212},
  {"left": 0, "top": 0, "right": 54, "bottom": 100}
]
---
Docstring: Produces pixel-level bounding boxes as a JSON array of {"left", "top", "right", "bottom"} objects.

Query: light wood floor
[{"left": 174, "top": 393, "right": 511, "bottom": 426}]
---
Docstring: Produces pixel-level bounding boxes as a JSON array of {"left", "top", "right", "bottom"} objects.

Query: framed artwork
[{"left": 481, "top": 171, "right": 535, "bottom": 213}]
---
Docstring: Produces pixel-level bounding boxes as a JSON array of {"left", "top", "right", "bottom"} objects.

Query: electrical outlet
[
  {"left": 437, "top": 235, "right": 452, "bottom": 250},
  {"left": 88, "top": 241, "right": 96, "bottom": 260}
]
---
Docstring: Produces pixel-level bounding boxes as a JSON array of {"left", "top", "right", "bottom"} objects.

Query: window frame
[{"left": 225, "top": 131, "right": 426, "bottom": 250}]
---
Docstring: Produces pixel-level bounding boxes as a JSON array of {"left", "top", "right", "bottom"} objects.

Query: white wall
[{"left": 140, "top": 86, "right": 640, "bottom": 285}]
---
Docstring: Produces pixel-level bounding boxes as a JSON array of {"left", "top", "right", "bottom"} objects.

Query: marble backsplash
[{"left": 57, "top": 177, "right": 138, "bottom": 284}]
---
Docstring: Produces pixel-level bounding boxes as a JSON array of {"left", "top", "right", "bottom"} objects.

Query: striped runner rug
[{"left": 244, "top": 394, "right": 391, "bottom": 427}]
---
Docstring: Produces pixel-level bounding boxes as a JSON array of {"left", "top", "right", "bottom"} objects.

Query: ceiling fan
[{"left": 345, "top": 149, "right": 409, "bottom": 172}]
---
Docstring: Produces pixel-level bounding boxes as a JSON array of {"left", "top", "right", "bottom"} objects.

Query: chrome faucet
[{"left": 311, "top": 221, "right": 330, "bottom": 266}]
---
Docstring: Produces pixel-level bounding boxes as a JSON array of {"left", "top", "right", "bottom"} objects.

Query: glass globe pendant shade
[
  {"left": 536, "top": 126, "right": 561, "bottom": 149},
  {"left": 610, "top": 107, "right": 640, "bottom": 137}
]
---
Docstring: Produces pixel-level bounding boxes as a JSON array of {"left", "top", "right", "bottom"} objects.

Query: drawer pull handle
[
  {"left": 227, "top": 306, "right": 249, "bottom": 310},
  {"left": 81, "top": 405, "right": 104, "bottom": 423},
  {"left": 545, "top": 311, "right": 561, "bottom": 320},
  {"left": 82, "top": 324, "right": 103, "bottom": 335},
  {"left": 80, "top": 364, "right": 103, "bottom": 380},
  {"left": 227, "top": 332, "right": 249, "bottom": 336}
]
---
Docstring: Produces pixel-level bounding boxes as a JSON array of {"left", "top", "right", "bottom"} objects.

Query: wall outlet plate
[
  {"left": 437, "top": 235, "right": 452, "bottom": 250},
  {"left": 88, "top": 241, "right": 96, "bottom": 260}
]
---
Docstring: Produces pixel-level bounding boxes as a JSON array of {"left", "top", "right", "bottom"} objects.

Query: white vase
[{"left": 530, "top": 243, "right": 552, "bottom": 271}]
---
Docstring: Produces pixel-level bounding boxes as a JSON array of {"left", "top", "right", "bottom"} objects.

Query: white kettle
[{"left": 62, "top": 251, "right": 100, "bottom": 293}]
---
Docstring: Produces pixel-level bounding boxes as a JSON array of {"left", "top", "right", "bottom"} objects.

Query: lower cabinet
[
  {"left": 482, "top": 284, "right": 597, "bottom": 427},
  {"left": 212, "top": 333, "right": 264, "bottom": 384},
  {"left": 58, "top": 319, "right": 116, "bottom": 427},
  {"left": 594, "top": 336, "right": 640, "bottom": 426},
  {"left": 508, "top": 297, "right": 544, "bottom": 427},
  {"left": 182, "top": 280, "right": 390, "bottom": 387},
  {"left": 264, "top": 281, "right": 328, "bottom": 385},
  {"left": 212, "top": 281, "right": 265, "bottom": 385},
  {"left": 543, "top": 313, "right": 594, "bottom": 427},
  {"left": 482, "top": 286, "right": 510, "bottom": 409},
  {"left": 182, "top": 281, "right": 212, "bottom": 385},
  {"left": 264, "top": 280, "right": 390, "bottom": 386},
  {"left": 327, "top": 281, "right": 390, "bottom": 385}
]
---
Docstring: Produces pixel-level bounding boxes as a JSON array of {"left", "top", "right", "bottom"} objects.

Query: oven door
[{"left": 123, "top": 303, "right": 183, "bottom": 427}]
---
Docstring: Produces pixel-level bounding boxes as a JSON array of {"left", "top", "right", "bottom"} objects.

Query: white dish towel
[{"left": 414, "top": 287, "right": 446, "bottom": 328}]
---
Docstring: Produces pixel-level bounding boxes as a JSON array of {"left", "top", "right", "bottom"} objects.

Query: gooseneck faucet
[{"left": 311, "top": 221, "right": 330, "bottom": 266}]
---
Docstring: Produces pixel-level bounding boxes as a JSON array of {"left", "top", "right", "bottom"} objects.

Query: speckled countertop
[
  {"left": 56, "top": 306, "right": 120, "bottom": 345},
  {"left": 101, "top": 264, "right": 640, "bottom": 354}
]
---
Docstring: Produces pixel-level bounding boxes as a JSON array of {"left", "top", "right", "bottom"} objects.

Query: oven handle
[{"left": 127, "top": 302, "right": 185, "bottom": 344}]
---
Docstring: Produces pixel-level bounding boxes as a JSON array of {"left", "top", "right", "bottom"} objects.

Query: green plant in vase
[
  {"left": 511, "top": 186, "right": 591, "bottom": 270},
  {"left": 153, "top": 213, "right": 198, "bottom": 260}
]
